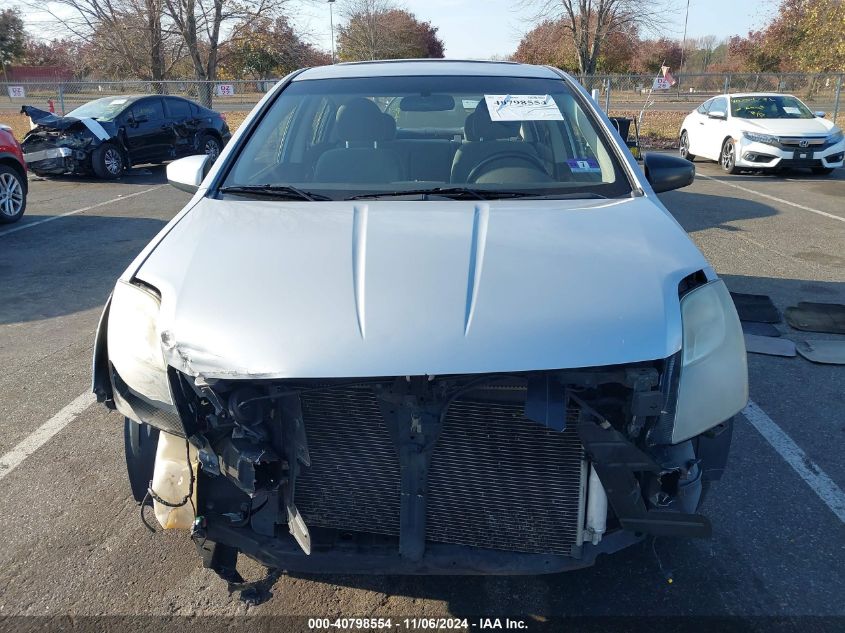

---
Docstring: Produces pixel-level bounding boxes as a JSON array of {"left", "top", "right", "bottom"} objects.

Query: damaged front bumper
[
  {"left": 98, "top": 350, "right": 733, "bottom": 575},
  {"left": 22, "top": 146, "right": 72, "bottom": 163}
]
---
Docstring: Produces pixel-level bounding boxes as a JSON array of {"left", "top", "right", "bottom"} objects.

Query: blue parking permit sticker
[{"left": 567, "top": 158, "right": 601, "bottom": 173}]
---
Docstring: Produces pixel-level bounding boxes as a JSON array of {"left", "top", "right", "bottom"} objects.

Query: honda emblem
[{"left": 799, "top": 139, "right": 809, "bottom": 148}]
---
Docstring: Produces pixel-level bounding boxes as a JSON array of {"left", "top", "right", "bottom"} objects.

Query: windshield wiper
[
  {"left": 347, "top": 187, "right": 488, "bottom": 201},
  {"left": 346, "top": 187, "right": 608, "bottom": 201},
  {"left": 219, "top": 185, "right": 330, "bottom": 201}
]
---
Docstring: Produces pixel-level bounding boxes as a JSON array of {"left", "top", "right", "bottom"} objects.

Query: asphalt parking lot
[{"left": 0, "top": 158, "right": 843, "bottom": 626}]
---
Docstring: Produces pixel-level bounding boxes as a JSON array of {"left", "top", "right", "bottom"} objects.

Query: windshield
[
  {"left": 731, "top": 95, "right": 815, "bottom": 119},
  {"left": 67, "top": 97, "right": 131, "bottom": 121},
  {"left": 221, "top": 75, "right": 631, "bottom": 200}
]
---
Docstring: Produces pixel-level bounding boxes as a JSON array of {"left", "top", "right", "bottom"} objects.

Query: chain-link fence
[
  {"left": 2, "top": 72, "right": 843, "bottom": 123},
  {"left": 0, "top": 79, "right": 277, "bottom": 115},
  {"left": 583, "top": 72, "right": 843, "bottom": 120}
]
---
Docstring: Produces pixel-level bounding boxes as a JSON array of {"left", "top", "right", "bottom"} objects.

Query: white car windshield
[
  {"left": 221, "top": 75, "right": 631, "bottom": 200},
  {"left": 730, "top": 95, "right": 815, "bottom": 120},
  {"left": 66, "top": 97, "right": 130, "bottom": 121}
]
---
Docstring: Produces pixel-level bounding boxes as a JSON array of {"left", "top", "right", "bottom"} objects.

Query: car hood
[
  {"left": 135, "top": 196, "right": 709, "bottom": 379},
  {"left": 738, "top": 117, "right": 835, "bottom": 136},
  {"left": 20, "top": 105, "right": 115, "bottom": 148}
]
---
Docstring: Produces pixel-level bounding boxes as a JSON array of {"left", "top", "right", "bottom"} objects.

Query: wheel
[
  {"left": 92, "top": 143, "right": 125, "bottom": 179},
  {"left": 0, "top": 165, "right": 26, "bottom": 224},
  {"left": 200, "top": 134, "right": 221, "bottom": 162},
  {"left": 679, "top": 131, "right": 695, "bottom": 161},
  {"left": 811, "top": 166, "right": 834, "bottom": 176},
  {"left": 124, "top": 417, "right": 160, "bottom": 503},
  {"left": 720, "top": 138, "right": 740, "bottom": 174}
]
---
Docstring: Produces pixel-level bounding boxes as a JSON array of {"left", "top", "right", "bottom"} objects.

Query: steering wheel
[{"left": 466, "top": 151, "right": 549, "bottom": 183}]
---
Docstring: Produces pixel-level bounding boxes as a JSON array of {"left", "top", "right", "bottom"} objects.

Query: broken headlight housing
[
  {"left": 107, "top": 280, "right": 173, "bottom": 405},
  {"left": 673, "top": 280, "right": 747, "bottom": 444}
]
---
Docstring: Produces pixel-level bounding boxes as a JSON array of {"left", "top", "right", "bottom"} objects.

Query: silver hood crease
[{"left": 135, "top": 196, "right": 709, "bottom": 379}]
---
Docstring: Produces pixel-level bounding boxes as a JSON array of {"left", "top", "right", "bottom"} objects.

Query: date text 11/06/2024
[{"left": 307, "top": 618, "right": 528, "bottom": 630}]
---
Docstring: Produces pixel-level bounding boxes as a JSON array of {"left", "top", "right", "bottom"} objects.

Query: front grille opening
[{"left": 294, "top": 382, "right": 585, "bottom": 556}]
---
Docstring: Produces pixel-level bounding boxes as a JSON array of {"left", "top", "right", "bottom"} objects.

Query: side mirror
[
  {"left": 814, "top": 111, "right": 826, "bottom": 118},
  {"left": 707, "top": 111, "right": 727, "bottom": 120},
  {"left": 643, "top": 152, "right": 695, "bottom": 193},
  {"left": 167, "top": 154, "right": 211, "bottom": 194}
]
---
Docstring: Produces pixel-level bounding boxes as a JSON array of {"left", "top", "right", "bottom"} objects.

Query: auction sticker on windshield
[{"left": 484, "top": 94, "right": 564, "bottom": 121}]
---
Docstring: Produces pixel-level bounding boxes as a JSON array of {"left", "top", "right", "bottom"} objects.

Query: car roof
[
  {"left": 725, "top": 93, "right": 798, "bottom": 98},
  {"left": 295, "top": 59, "right": 562, "bottom": 81}
]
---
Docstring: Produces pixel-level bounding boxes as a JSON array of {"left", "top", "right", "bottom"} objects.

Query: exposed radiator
[
  {"left": 294, "top": 386, "right": 585, "bottom": 555},
  {"left": 427, "top": 398, "right": 584, "bottom": 554},
  {"left": 296, "top": 388, "right": 401, "bottom": 536}
]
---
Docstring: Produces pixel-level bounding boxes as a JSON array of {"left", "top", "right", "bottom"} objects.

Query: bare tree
[
  {"left": 31, "top": 0, "right": 183, "bottom": 83},
  {"left": 163, "top": 0, "right": 288, "bottom": 104},
  {"left": 523, "top": 0, "right": 674, "bottom": 75},
  {"left": 697, "top": 34, "right": 719, "bottom": 71}
]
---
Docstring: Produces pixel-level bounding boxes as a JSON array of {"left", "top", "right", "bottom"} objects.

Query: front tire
[
  {"left": 124, "top": 418, "right": 159, "bottom": 503},
  {"left": 679, "top": 131, "right": 695, "bottom": 161},
  {"left": 811, "top": 166, "right": 834, "bottom": 176},
  {"left": 92, "top": 143, "right": 125, "bottom": 179},
  {"left": 199, "top": 133, "right": 221, "bottom": 162},
  {"left": 720, "top": 138, "right": 740, "bottom": 174},
  {"left": 0, "top": 164, "right": 26, "bottom": 224}
]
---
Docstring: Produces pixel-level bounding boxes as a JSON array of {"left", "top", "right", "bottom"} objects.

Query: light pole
[
  {"left": 328, "top": 0, "right": 337, "bottom": 63},
  {"left": 680, "top": 0, "right": 691, "bottom": 73}
]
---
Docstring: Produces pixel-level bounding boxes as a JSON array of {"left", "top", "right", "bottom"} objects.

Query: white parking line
[
  {"left": 743, "top": 400, "right": 845, "bottom": 523},
  {"left": 697, "top": 173, "right": 845, "bottom": 224},
  {"left": 0, "top": 391, "right": 95, "bottom": 482},
  {"left": 0, "top": 185, "right": 166, "bottom": 238}
]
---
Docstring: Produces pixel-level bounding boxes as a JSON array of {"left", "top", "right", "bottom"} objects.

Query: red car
[{"left": 0, "top": 123, "right": 27, "bottom": 224}]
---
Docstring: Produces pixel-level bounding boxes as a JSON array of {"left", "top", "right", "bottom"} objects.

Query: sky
[
  {"left": 301, "top": 0, "right": 775, "bottom": 59},
  {"left": 22, "top": 0, "right": 775, "bottom": 60}
]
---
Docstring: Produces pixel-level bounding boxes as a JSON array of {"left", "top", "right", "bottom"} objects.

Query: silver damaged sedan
[{"left": 93, "top": 60, "right": 748, "bottom": 578}]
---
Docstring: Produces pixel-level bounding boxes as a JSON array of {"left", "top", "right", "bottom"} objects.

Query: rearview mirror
[
  {"left": 643, "top": 153, "right": 695, "bottom": 193},
  {"left": 400, "top": 94, "right": 456, "bottom": 112},
  {"left": 707, "top": 111, "right": 727, "bottom": 120},
  {"left": 814, "top": 111, "right": 826, "bottom": 118},
  {"left": 167, "top": 154, "right": 211, "bottom": 194}
]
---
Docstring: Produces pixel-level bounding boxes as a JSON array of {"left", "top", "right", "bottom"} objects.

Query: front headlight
[
  {"left": 828, "top": 129, "right": 844, "bottom": 144},
  {"left": 107, "top": 280, "right": 173, "bottom": 405},
  {"left": 673, "top": 280, "right": 748, "bottom": 444},
  {"left": 742, "top": 131, "right": 779, "bottom": 145}
]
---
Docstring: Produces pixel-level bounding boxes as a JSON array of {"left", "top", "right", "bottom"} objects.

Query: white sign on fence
[
  {"left": 215, "top": 84, "right": 235, "bottom": 97},
  {"left": 652, "top": 77, "right": 673, "bottom": 91},
  {"left": 7, "top": 86, "right": 26, "bottom": 99}
]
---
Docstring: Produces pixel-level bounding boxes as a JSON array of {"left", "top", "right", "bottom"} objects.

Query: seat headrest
[
  {"left": 335, "top": 98, "right": 396, "bottom": 143},
  {"left": 464, "top": 100, "right": 522, "bottom": 141}
]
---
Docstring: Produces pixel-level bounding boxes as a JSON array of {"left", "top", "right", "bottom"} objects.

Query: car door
[
  {"left": 701, "top": 96, "right": 729, "bottom": 160},
  {"left": 122, "top": 98, "right": 171, "bottom": 164},
  {"left": 164, "top": 97, "right": 199, "bottom": 158},
  {"left": 687, "top": 99, "right": 712, "bottom": 157}
]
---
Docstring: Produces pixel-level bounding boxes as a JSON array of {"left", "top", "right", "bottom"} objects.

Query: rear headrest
[
  {"left": 464, "top": 100, "right": 522, "bottom": 141},
  {"left": 335, "top": 97, "right": 396, "bottom": 143}
]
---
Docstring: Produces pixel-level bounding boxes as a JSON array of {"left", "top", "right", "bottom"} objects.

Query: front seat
[
  {"left": 314, "top": 98, "right": 403, "bottom": 183},
  {"left": 450, "top": 101, "right": 543, "bottom": 183}
]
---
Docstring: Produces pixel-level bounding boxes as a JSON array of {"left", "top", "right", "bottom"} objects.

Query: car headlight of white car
[
  {"left": 107, "top": 280, "right": 173, "bottom": 405},
  {"left": 742, "top": 131, "right": 779, "bottom": 145},
  {"left": 673, "top": 280, "right": 748, "bottom": 444},
  {"left": 828, "top": 129, "right": 844, "bottom": 144}
]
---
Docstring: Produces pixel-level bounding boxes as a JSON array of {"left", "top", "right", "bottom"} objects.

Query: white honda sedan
[
  {"left": 93, "top": 60, "right": 748, "bottom": 581},
  {"left": 679, "top": 93, "right": 844, "bottom": 175}
]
